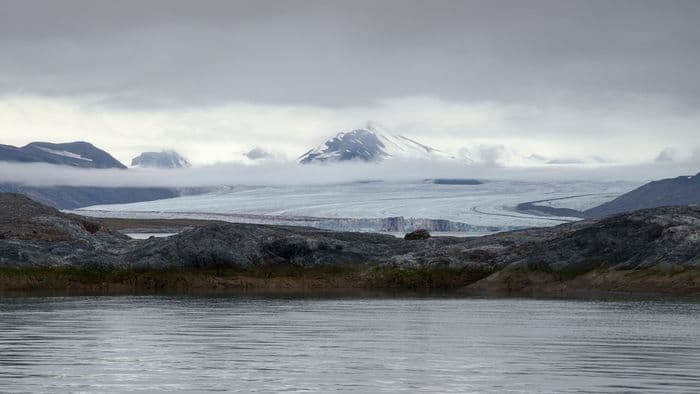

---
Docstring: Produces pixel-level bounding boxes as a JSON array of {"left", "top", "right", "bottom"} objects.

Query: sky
[{"left": 1, "top": 0, "right": 699, "bottom": 169}]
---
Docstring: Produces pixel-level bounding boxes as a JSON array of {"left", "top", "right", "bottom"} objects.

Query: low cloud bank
[{"left": 1, "top": 159, "right": 698, "bottom": 189}]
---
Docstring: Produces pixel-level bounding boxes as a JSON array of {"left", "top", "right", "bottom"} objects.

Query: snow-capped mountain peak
[{"left": 299, "top": 123, "right": 454, "bottom": 164}]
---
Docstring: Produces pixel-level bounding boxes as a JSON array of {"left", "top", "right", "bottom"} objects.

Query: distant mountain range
[
  {"left": 0, "top": 142, "right": 192, "bottom": 208},
  {"left": 0, "top": 141, "right": 127, "bottom": 169},
  {"left": 131, "top": 150, "right": 190, "bottom": 169},
  {"left": 299, "top": 123, "right": 455, "bottom": 164},
  {"left": 3, "top": 138, "right": 699, "bottom": 219}
]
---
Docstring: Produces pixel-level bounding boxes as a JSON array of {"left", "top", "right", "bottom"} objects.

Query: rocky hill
[
  {"left": 584, "top": 172, "right": 700, "bottom": 218},
  {"left": 518, "top": 171, "right": 700, "bottom": 220},
  {"left": 0, "top": 193, "right": 698, "bottom": 295}
]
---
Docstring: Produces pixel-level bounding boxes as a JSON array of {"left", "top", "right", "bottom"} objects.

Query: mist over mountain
[
  {"left": 0, "top": 141, "right": 126, "bottom": 169},
  {"left": 131, "top": 150, "right": 190, "bottom": 169},
  {"left": 0, "top": 143, "right": 188, "bottom": 208}
]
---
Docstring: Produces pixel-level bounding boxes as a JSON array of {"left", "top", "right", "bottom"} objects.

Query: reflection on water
[{"left": 0, "top": 296, "right": 699, "bottom": 393}]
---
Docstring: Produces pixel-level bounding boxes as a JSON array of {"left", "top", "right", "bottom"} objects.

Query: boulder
[{"left": 404, "top": 229, "right": 431, "bottom": 240}]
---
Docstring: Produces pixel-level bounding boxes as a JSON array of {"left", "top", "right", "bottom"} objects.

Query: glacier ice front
[{"left": 76, "top": 180, "right": 638, "bottom": 235}]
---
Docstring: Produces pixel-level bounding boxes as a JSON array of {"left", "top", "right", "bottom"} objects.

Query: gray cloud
[
  {"left": 458, "top": 145, "right": 507, "bottom": 166},
  {"left": 655, "top": 147, "right": 677, "bottom": 163},
  {"left": 244, "top": 147, "right": 277, "bottom": 161},
  {"left": 1, "top": 0, "right": 699, "bottom": 107},
  {"left": 693, "top": 147, "right": 700, "bottom": 161}
]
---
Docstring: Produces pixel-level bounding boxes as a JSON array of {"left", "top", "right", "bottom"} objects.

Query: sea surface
[{"left": 0, "top": 295, "right": 699, "bottom": 393}]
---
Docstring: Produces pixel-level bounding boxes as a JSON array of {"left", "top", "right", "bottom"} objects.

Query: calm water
[{"left": 1, "top": 295, "right": 699, "bottom": 393}]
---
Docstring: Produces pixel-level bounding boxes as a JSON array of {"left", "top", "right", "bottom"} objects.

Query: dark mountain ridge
[
  {"left": 0, "top": 184, "right": 180, "bottom": 210},
  {"left": 519, "top": 172, "right": 700, "bottom": 219},
  {"left": 0, "top": 141, "right": 192, "bottom": 208},
  {"left": 585, "top": 172, "right": 700, "bottom": 218},
  {"left": 0, "top": 141, "right": 127, "bottom": 169}
]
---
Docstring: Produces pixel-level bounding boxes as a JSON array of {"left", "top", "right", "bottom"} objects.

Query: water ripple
[{"left": 0, "top": 296, "right": 699, "bottom": 393}]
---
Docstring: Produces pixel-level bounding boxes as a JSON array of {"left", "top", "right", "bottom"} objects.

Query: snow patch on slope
[{"left": 36, "top": 146, "right": 93, "bottom": 161}]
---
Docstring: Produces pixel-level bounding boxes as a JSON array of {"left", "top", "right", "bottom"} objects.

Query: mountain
[
  {"left": 584, "top": 172, "right": 700, "bottom": 218},
  {"left": 0, "top": 144, "right": 195, "bottom": 208},
  {"left": 299, "top": 123, "right": 454, "bottom": 164},
  {"left": 0, "top": 184, "right": 181, "bottom": 210},
  {"left": 131, "top": 150, "right": 190, "bottom": 168},
  {"left": 0, "top": 141, "right": 126, "bottom": 169},
  {"left": 517, "top": 172, "right": 700, "bottom": 219}
]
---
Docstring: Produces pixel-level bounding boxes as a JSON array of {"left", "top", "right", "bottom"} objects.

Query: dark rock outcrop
[
  {"left": 127, "top": 222, "right": 405, "bottom": 269},
  {"left": 404, "top": 229, "right": 431, "bottom": 240},
  {"left": 0, "top": 193, "right": 130, "bottom": 268},
  {"left": 0, "top": 193, "right": 698, "bottom": 294}
]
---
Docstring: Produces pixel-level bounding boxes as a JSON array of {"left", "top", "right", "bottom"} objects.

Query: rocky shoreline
[{"left": 1, "top": 193, "right": 698, "bottom": 295}]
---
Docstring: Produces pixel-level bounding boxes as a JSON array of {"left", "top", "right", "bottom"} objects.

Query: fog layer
[{"left": 1, "top": 159, "right": 697, "bottom": 188}]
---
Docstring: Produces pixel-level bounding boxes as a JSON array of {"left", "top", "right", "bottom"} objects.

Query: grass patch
[
  {"left": 365, "top": 266, "right": 495, "bottom": 290},
  {"left": 0, "top": 264, "right": 494, "bottom": 294}
]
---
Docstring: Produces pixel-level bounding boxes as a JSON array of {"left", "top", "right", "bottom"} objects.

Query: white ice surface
[{"left": 77, "top": 180, "right": 639, "bottom": 232}]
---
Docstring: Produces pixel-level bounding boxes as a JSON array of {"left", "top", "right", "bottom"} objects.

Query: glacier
[{"left": 76, "top": 180, "right": 639, "bottom": 235}]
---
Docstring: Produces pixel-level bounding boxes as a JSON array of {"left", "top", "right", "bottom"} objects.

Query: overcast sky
[{"left": 1, "top": 0, "right": 699, "bottom": 168}]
